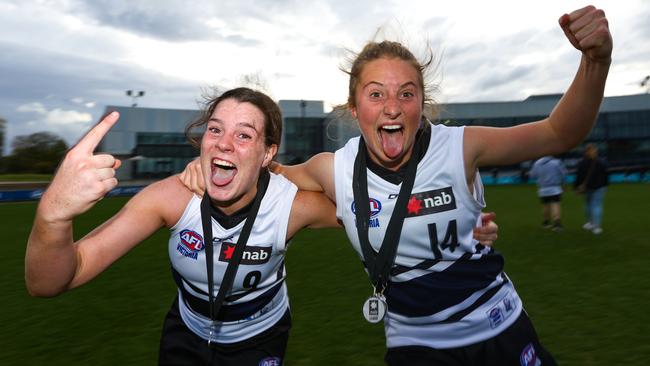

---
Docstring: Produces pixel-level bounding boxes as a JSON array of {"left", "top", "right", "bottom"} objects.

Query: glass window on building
[
  {"left": 282, "top": 117, "right": 326, "bottom": 164},
  {"left": 133, "top": 132, "right": 198, "bottom": 179}
]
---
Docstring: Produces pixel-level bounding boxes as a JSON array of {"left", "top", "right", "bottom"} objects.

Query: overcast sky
[{"left": 1, "top": 0, "right": 649, "bottom": 154}]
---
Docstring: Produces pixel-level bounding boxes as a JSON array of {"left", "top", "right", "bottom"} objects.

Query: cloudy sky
[{"left": 1, "top": 0, "right": 649, "bottom": 154}]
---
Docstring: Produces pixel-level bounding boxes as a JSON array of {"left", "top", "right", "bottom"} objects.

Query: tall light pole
[
  {"left": 641, "top": 76, "right": 650, "bottom": 94},
  {"left": 126, "top": 90, "right": 145, "bottom": 107}
]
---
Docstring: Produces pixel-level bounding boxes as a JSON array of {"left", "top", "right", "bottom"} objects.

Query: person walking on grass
[
  {"left": 574, "top": 143, "right": 608, "bottom": 234},
  {"left": 529, "top": 156, "right": 567, "bottom": 231}
]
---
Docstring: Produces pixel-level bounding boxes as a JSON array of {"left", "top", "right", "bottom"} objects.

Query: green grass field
[{"left": 1, "top": 183, "right": 649, "bottom": 365}]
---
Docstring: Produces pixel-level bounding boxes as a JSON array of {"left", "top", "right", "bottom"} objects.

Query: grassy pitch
[{"left": 1, "top": 183, "right": 648, "bottom": 365}]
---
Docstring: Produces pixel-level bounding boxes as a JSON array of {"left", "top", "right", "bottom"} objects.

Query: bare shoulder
[
  {"left": 311, "top": 151, "right": 334, "bottom": 162},
  {"left": 307, "top": 152, "right": 336, "bottom": 200},
  {"left": 288, "top": 190, "right": 339, "bottom": 234},
  {"left": 126, "top": 175, "right": 194, "bottom": 227},
  {"left": 309, "top": 152, "right": 334, "bottom": 171}
]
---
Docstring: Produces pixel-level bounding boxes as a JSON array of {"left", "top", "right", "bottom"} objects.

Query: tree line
[{"left": 0, "top": 132, "right": 68, "bottom": 174}]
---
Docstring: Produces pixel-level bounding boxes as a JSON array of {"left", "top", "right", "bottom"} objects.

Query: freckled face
[
  {"left": 200, "top": 99, "right": 276, "bottom": 214},
  {"left": 350, "top": 58, "right": 423, "bottom": 171}
]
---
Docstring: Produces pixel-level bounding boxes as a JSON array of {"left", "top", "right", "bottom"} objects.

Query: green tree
[{"left": 6, "top": 132, "right": 68, "bottom": 173}]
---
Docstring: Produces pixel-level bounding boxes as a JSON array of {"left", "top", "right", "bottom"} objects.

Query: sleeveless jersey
[
  {"left": 168, "top": 173, "right": 297, "bottom": 344},
  {"left": 334, "top": 124, "right": 523, "bottom": 349}
]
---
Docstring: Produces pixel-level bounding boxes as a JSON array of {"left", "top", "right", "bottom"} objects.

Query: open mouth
[
  {"left": 211, "top": 158, "right": 237, "bottom": 187},
  {"left": 380, "top": 124, "right": 403, "bottom": 133},
  {"left": 378, "top": 124, "right": 405, "bottom": 158}
]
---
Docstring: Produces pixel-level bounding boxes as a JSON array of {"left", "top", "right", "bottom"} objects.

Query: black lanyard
[
  {"left": 200, "top": 170, "right": 269, "bottom": 321},
  {"left": 352, "top": 136, "right": 422, "bottom": 293}
]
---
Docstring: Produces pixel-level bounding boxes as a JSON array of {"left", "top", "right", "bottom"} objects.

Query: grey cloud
[
  {"left": 69, "top": 0, "right": 352, "bottom": 49},
  {"left": 439, "top": 25, "right": 573, "bottom": 102},
  {"left": 0, "top": 41, "right": 205, "bottom": 154},
  {"left": 475, "top": 65, "right": 536, "bottom": 91},
  {"left": 67, "top": 0, "right": 264, "bottom": 46}
]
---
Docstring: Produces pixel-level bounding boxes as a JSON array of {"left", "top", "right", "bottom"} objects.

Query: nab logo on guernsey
[
  {"left": 406, "top": 186, "right": 456, "bottom": 217},
  {"left": 176, "top": 229, "right": 204, "bottom": 260},
  {"left": 219, "top": 243, "right": 272, "bottom": 265},
  {"left": 258, "top": 357, "right": 281, "bottom": 366},
  {"left": 520, "top": 343, "right": 542, "bottom": 366},
  {"left": 351, "top": 198, "right": 382, "bottom": 228}
]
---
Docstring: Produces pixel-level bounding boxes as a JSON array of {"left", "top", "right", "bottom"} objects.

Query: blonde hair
[{"left": 339, "top": 40, "right": 441, "bottom": 119}]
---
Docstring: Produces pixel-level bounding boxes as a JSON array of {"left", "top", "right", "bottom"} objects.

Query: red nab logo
[
  {"left": 179, "top": 230, "right": 204, "bottom": 251},
  {"left": 406, "top": 186, "right": 456, "bottom": 217},
  {"left": 218, "top": 243, "right": 272, "bottom": 265}
]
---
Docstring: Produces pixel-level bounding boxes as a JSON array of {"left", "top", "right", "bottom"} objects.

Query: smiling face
[
  {"left": 200, "top": 98, "right": 276, "bottom": 214},
  {"left": 350, "top": 57, "right": 424, "bottom": 171}
]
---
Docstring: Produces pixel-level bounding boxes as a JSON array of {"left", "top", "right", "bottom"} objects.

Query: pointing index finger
[{"left": 77, "top": 111, "right": 119, "bottom": 154}]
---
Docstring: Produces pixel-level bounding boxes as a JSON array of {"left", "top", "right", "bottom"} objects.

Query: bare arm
[
  {"left": 464, "top": 6, "right": 612, "bottom": 182},
  {"left": 26, "top": 112, "right": 121, "bottom": 296},
  {"left": 286, "top": 190, "right": 341, "bottom": 239},
  {"left": 272, "top": 153, "right": 336, "bottom": 201},
  {"left": 181, "top": 152, "right": 338, "bottom": 202},
  {"left": 25, "top": 112, "right": 189, "bottom": 296},
  {"left": 26, "top": 179, "right": 187, "bottom": 296}
]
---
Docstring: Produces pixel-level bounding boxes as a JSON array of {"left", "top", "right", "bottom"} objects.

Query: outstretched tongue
[
  {"left": 212, "top": 167, "right": 236, "bottom": 187},
  {"left": 380, "top": 129, "right": 404, "bottom": 159}
]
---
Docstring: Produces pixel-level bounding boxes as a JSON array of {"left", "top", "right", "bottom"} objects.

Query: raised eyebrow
[
  {"left": 361, "top": 81, "right": 417, "bottom": 89},
  {"left": 207, "top": 119, "right": 258, "bottom": 132},
  {"left": 362, "top": 81, "right": 384, "bottom": 89},
  {"left": 236, "top": 122, "right": 259, "bottom": 133},
  {"left": 400, "top": 81, "right": 417, "bottom": 89}
]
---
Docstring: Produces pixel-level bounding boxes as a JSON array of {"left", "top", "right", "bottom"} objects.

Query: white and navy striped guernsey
[
  {"left": 168, "top": 172, "right": 297, "bottom": 344},
  {"left": 334, "top": 123, "right": 523, "bottom": 349}
]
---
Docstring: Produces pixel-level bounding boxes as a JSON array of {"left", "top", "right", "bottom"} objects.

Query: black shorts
[
  {"left": 384, "top": 311, "right": 556, "bottom": 366},
  {"left": 158, "top": 297, "right": 291, "bottom": 366},
  {"left": 540, "top": 194, "right": 561, "bottom": 204}
]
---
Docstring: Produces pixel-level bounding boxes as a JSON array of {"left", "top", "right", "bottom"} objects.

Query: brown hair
[
  {"left": 340, "top": 40, "right": 439, "bottom": 118},
  {"left": 185, "top": 87, "right": 282, "bottom": 150}
]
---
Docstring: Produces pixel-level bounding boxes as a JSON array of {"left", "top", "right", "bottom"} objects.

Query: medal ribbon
[
  {"left": 200, "top": 170, "right": 269, "bottom": 322},
  {"left": 352, "top": 136, "right": 422, "bottom": 294}
]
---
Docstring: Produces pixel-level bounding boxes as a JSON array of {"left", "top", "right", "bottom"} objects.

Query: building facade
[
  {"left": 278, "top": 100, "right": 328, "bottom": 164},
  {"left": 101, "top": 93, "right": 650, "bottom": 182},
  {"left": 98, "top": 106, "right": 200, "bottom": 181},
  {"left": 435, "top": 93, "right": 650, "bottom": 179},
  {"left": 100, "top": 101, "right": 338, "bottom": 180}
]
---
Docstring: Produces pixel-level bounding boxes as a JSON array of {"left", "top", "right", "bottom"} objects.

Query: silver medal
[{"left": 362, "top": 294, "right": 387, "bottom": 323}]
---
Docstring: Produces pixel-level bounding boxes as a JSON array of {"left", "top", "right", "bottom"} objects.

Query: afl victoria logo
[
  {"left": 179, "top": 229, "right": 204, "bottom": 251},
  {"left": 351, "top": 198, "right": 382, "bottom": 217}
]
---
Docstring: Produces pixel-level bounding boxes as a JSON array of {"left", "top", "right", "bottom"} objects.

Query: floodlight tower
[{"left": 126, "top": 90, "right": 146, "bottom": 107}]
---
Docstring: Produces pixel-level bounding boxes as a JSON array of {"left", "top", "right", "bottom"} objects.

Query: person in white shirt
[
  {"left": 181, "top": 5, "right": 611, "bottom": 364},
  {"left": 529, "top": 156, "right": 567, "bottom": 231},
  {"left": 25, "top": 87, "right": 340, "bottom": 366}
]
